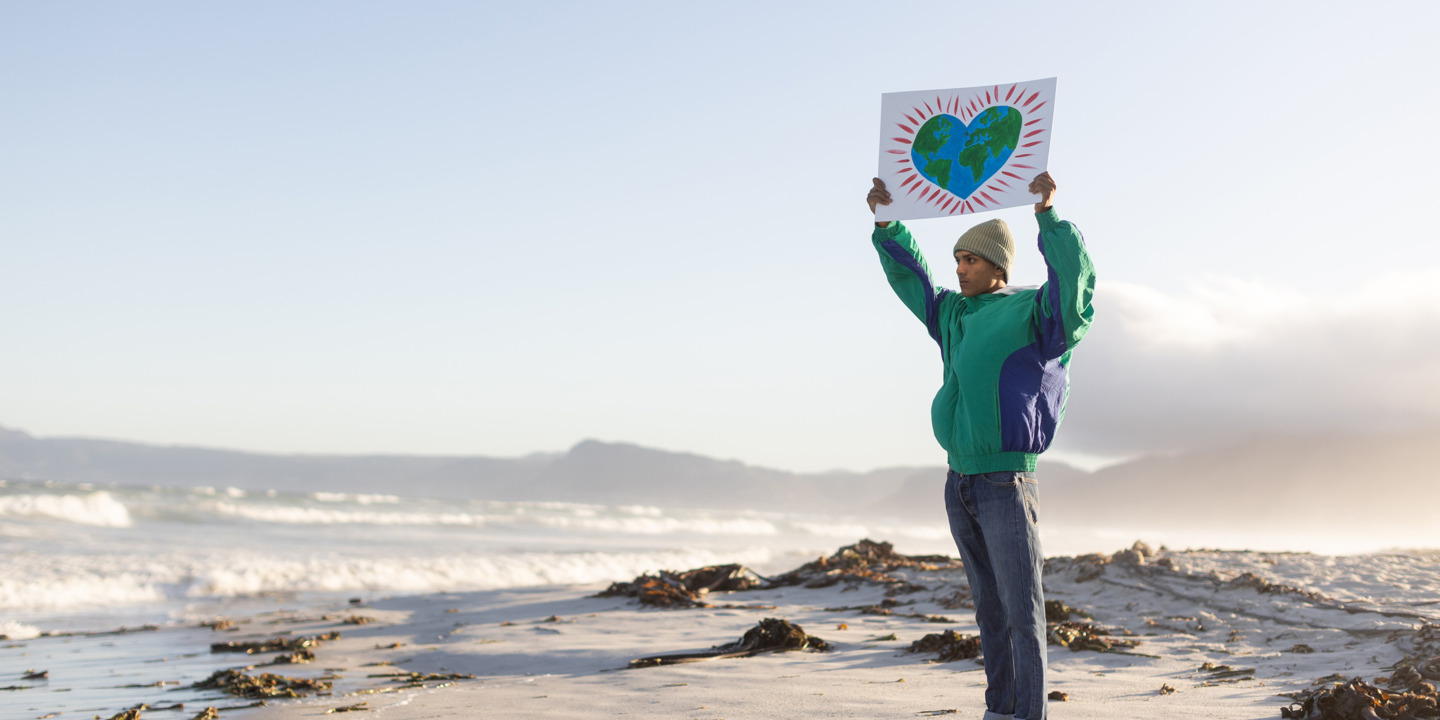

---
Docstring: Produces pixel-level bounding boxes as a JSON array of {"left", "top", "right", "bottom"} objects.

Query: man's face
[{"left": 954, "top": 251, "right": 1006, "bottom": 297}]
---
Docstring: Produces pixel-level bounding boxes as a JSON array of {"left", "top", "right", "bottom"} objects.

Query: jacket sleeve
[
  {"left": 872, "top": 221, "right": 953, "bottom": 348},
  {"left": 1032, "top": 208, "right": 1096, "bottom": 358}
]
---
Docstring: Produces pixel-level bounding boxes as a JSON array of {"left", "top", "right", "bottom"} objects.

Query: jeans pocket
[
  {"left": 980, "top": 471, "right": 1021, "bottom": 487},
  {"left": 1021, "top": 481, "right": 1039, "bottom": 524}
]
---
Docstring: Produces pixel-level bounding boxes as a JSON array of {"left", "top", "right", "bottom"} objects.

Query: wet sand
[{"left": 6, "top": 542, "right": 1437, "bottom": 720}]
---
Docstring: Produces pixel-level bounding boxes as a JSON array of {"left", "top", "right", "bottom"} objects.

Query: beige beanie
[{"left": 952, "top": 219, "right": 1015, "bottom": 278}]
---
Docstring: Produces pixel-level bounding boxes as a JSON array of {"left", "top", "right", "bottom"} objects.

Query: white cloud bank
[{"left": 1058, "top": 270, "right": 1440, "bottom": 455}]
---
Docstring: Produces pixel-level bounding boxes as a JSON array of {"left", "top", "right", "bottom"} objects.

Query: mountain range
[{"left": 2, "top": 424, "right": 1436, "bottom": 530}]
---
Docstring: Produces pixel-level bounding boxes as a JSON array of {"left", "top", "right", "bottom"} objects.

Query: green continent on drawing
[
  {"left": 910, "top": 106, "right": 1023, "bottom": 200},
  {"left": 922, "top": 158, "right": 952, "bottom": 191},
  {"left": 911, "top": 115, "right": 953, "bottom": 156}
]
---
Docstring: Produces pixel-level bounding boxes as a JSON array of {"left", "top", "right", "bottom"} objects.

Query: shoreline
[{"left": 5, "top": 542, "right": 1438, "bottom": 720}]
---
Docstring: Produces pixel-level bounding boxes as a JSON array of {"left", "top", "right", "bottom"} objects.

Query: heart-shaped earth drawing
[{"left": 910, "top": 106, "right": 1022, "bottom": 201}]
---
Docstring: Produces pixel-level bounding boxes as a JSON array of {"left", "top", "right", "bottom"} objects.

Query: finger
[{"left": 872, "top": 177, "right": 885, "bottom": 188}]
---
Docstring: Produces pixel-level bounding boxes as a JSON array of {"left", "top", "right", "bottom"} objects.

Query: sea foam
[
  {"left": 0, "top": 547, "right": 774, "bottom": 611},
  {"left": 0, "top": 491, "right": 133, "bottom": 528}
]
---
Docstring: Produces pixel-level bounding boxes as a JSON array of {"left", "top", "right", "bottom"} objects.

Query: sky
[{"left": 4, "top": 1, "right": 1439, "bottom": 473}]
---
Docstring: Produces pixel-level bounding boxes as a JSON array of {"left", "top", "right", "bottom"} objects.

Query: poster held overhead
[{"left": 875, "top": 77, "right": 1056, "bottom": 222}]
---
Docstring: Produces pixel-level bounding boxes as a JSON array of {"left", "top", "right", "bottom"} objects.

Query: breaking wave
[
  {"left": 0, "top": 547, "right": 773, "bottom": 611},
  {"left": 0, "top": 492, "right": 133, "bottom": 528}
]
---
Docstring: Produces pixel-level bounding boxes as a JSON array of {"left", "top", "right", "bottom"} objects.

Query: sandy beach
[{"left": 10, "top": 540, "right": 1437, "bottom": 720}]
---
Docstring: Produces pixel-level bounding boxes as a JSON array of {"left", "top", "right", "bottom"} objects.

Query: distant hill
[
  {"left": 3, "top": 424, "right": 1437, "bottom": 529},
  {"left": 0, "top": 425, "right": 935, "bottom": 515}
]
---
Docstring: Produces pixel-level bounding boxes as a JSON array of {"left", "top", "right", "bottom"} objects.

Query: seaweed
[
  {"left": 210, "top": 631, "right": 340, "bottom": 654},
  {"left": 767, "top": 539, "right": 960, "bottom": 590},
  {"left": 1045, "top": 599, "right": 1090, "bottom": 623},
  {"left": 1048, "top": 621, "right": 1143, "bottom": 654},
  {"left": 596, "top": 564, "right": 766, "bottom": 608},
  {"left": 629, "top": 618, "right": 830, "bottom": 667},
  {"left": 906, "top": 630, "right": 981, "bottom": 663},
  {"left": 1280, "top": 676, "right": 1439, "bottom": 719},
  {"left": 192, "top": 669, "right": 331, "bottom": 699}
]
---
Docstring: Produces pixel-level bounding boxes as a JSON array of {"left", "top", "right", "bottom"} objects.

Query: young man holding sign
[{"left": 867, "top": 172, "right": 1094, "bottom": 720}]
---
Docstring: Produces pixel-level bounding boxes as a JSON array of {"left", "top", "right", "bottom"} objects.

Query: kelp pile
[
  {"left": 1044, "top": 599, "right": 1090, "bottom": 623},
  {"left": 1280, "top": 677, "right": 1439, "bottom": 719},
  {"left": 596, "top": 564, "right": 766, "bottom": 608},
  {"left": 599, "top": 540, "right": 960, "bottom": 608},
  {"left": 629, "top": 618, "right": 831, "bottom": 667},
  {"left": 767, "top": 539, "right": 960, "bottom": 591},
  {"left": 906, "top": 630, "right": 982, "bottom": 663},
  {"left": 210, "top": 631, "right": 340, "bottom": 655},
  {"left": 1048, "top": 621, "right": 1142, "bottom": 654},
  {"left": 193, "top": 668, "right": 331, "bottom": 699}
]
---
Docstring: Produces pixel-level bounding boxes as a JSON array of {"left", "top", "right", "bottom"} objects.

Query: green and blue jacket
[{"left": 872, "top": 208, "right": 1095, "bottom": 474}]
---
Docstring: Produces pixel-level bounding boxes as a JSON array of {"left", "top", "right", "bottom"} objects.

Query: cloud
[{"left": 1058, "top": 270, "right": 1440, "bottom": 455}]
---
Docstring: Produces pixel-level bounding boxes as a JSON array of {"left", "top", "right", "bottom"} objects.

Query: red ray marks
[
  {"left": 1001, "top": 171, "right": 1023, "bottom": 179},
  {"left": 964, "top": 200, "right": 975, "bottom": 213},
  {"left": 941, "top": 197, "right": 955, "bottom": 212},
  {"left": 972, "top": 195, "right": 988, "bottom": 208},
  {"left": 993, "top": 85, "right": 999, "bottom": 102},
  {"left": 904, "top": 113, "right": 919, "bottom": 125},
  {"left": 1021, "top": 141, "right": 1042, "bottom": 147},
  {"left": 993, "top": 178, "right": 1013, "bottom": 189},
  {"left": 906, "top": 181, "right": 923, "bottom": 196},
  {"left": 1025, "top": 118, "right": 1043, "bottom": 126},
  {"left": 897, "top": 124, "right": 914, "bottom": 134},
  {"left": 949, "top": 96, "right": 957, "bottom": 114},
  {"left": 1015, "top": 153, "right": 1033, "bottom": 158},
  {"left": 1006, "top": 85, "right": 1016, "bottom": 101},
  {"left": 1023, "top": 91, "right": 1039, "bottom": 107},
  {"left": 901, "top": 175, "right": 918, "bottom": 187},
  {"left": 898, "top": 166, "right": 915, "bottom": 174},
  {"left": 936, "top": 96, "right": 943, "bottom": 113},
  {"left": 981, "top": 191, "right": 998, "bottom": 204},
  {"left": 985, "top": 90, "right": 992, "bottom": 104},
  {"left": 913, "top": 105, "right": 927, "bottom": 120},
  {"left": 970, "top": 99, "right": 980, "bottom": 113},
  {"left": 924, "top": 101, "right": 933, "bottom": 115},
  {"left": 892, "top": 137, "right": 912, "bottom": 144},
  {"left": 1012, "top": 164, "right": 1035, "bottom": 169},
  {"left": 886, "top": 149, "right": 907, "bottom": 155},
  {"left": 919, "top": 187, "right": 932, "bottom": 201},
  {"left": 1024, "top": 129, "right": 1044, "bottom": 138},
  {"left": 1031, "top": 101, "right": 1047, "bottom": 112}
]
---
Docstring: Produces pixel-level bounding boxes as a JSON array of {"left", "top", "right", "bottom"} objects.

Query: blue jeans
[{"left": 944, "top": 470, "right": 1047, "bottom": 720}]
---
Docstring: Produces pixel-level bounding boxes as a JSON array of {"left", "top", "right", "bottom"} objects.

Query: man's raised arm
[
  {"left": 1028, "top": 172, "right": 1096, "bottom": 356},
  {"left": 868, "top": 178, "right": 951, "bottom": 340}
]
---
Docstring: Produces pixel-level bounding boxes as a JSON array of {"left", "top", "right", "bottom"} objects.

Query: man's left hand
[{"left": 1029, "top": 172, "right": 1056, "bottom": 213}]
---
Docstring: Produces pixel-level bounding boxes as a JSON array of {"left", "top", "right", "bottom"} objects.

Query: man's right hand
[{"left": 868, "top": 177, "right": 892, "bottom": 227}]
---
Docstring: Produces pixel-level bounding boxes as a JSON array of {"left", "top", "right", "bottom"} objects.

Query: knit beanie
[{"left": 952, "top": 218, "right": 1015, "bottom": 278}]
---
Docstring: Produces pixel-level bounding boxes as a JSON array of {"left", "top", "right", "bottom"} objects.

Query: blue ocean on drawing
[{"left": 910, "top": 106, "right": 1023, "bottom": 200}]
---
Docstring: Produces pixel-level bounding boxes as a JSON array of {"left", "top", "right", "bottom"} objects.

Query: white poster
[{"left": 875, "top": 78, "right": 1056, "bottom": 222}]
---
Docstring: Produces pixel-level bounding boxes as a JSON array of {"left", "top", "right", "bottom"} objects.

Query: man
[{"left": 866, "top": 172, "right": 1094, "bottom": 720}]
